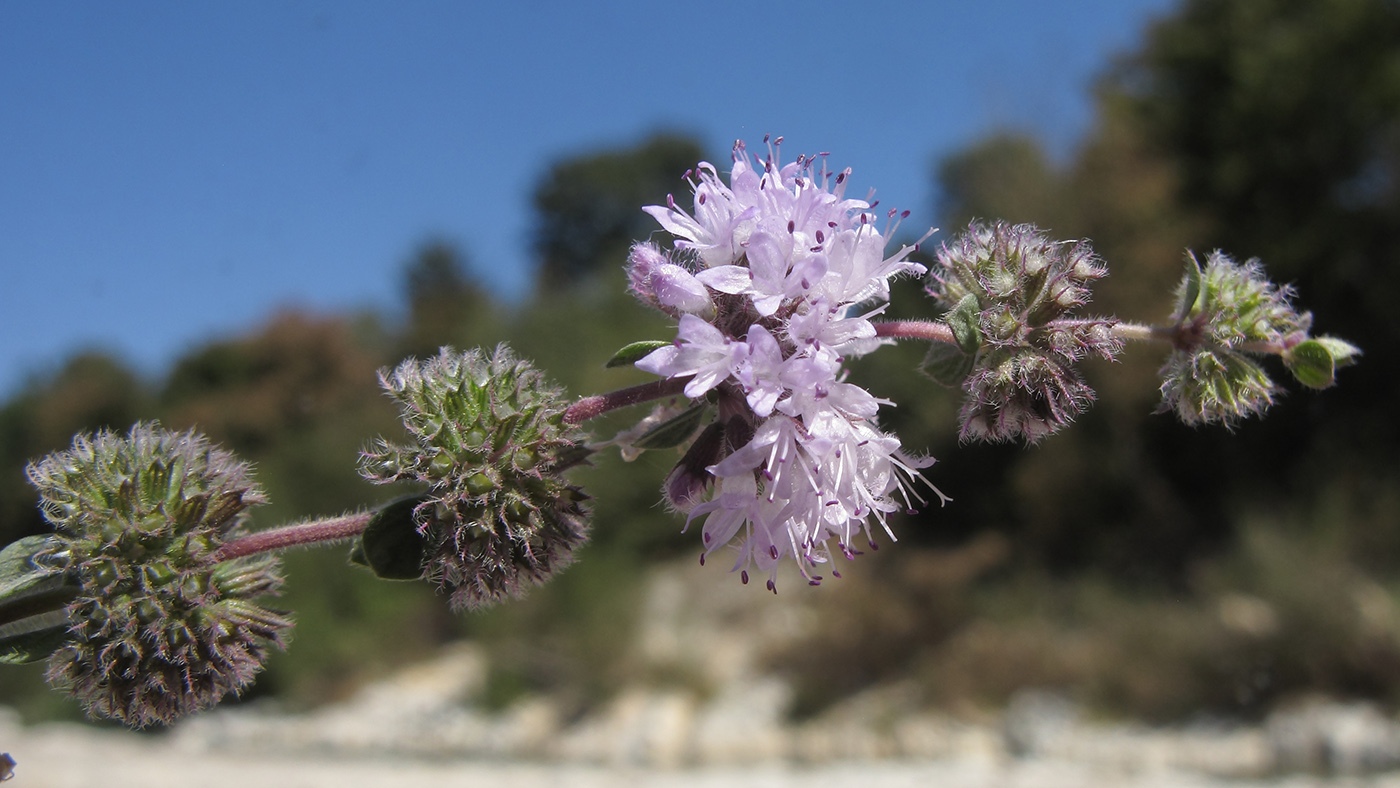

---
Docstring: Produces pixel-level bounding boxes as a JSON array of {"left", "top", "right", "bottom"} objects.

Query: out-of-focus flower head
[{"left": 1157, "top": 250, "right": 1358, "bottom": 426}]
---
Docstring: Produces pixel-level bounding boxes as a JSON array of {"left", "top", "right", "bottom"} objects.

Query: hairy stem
[
  {"left": 872, "top": 320, "right": 958, "bottom": 344},
  {"left": 1113, "top": 321, "right": 1289, "bottom": 355},
  {"left": 1112, "top": 322, "right": 1165, "bottom": 343},
  {"left": 564, "top": 377, "right": 689, "bottom": 424},
  {"left": 213, "top": 512, "right": 374, "bottom": 563}
]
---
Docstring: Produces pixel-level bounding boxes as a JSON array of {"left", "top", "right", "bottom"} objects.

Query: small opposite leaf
[
  {"left": 0, "top": 536, "right": 77, "bottom": 664},
  {"left": 1181, "top": 254, "right": 1206, "bottom": 318},
  {"left": 922, "top": 342, "right": 976, "bottom": 388},
  {"left": 351, "top": 494, "right": 430, "bottom": 581},
  {"left": 946, "top": 293, "right": 983, "bottom": 354},
  {"left": 0, "top": 610, "right": 72, "bottom": 665},
  {"left": 0, "top": 536, "right": 64, "bottom": 601},
  {"left": 606, "top": 341, "right": 671, "bottom": 368},
  {"left": 633, "top": 403, "right": 709, "bottom": 451},
  {"left": 1313, "top": 336, "right": 1362, "bottom": 368},
  {"left": 1283, "top": 339, "right": 1337, "bottom": 389}
]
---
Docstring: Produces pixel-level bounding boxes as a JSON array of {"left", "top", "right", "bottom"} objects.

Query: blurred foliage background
[{"left": 2, "top": 0, "right": 1397, "bottom": 725}]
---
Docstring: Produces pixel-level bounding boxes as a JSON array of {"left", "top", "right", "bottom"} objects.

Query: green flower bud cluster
[
  {"left": 927, "top": 221, "right": 1123, "bottom": 444},
  {"left": 1157, "top": 251, "right": 1359, "bottom": 426},
  {"left": 360, "top": 346, "right": 590, "bottom": 611},
  {"left": 25, "top": 424, "right": 291, "bottom": 728}
]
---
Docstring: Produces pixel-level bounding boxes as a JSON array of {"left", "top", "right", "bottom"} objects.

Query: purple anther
[
  {"left": 767, "top": 579, "right": 777, "bottom": 594},
  {"left": 742, "top": 570, "right": 750, "bottom": 584}
]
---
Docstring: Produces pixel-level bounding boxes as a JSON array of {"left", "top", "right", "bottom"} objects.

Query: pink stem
[
  {"left": 873, "top": 320, "right": 958, "bottom": 345},
  {"left": 213, "top": 512, "right": 374, "bottom": 563},
  {"left": 564, "top": 377, "right": 690, "bottom": 424}
]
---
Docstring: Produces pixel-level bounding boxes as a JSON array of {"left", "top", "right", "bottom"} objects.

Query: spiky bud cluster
[
  {"left": 25, "top": 424, "right": 290, "bottom": 727},
  {"left": 1156, "top": 250, "right": 1352, "bottom": 426},
  {"left": 928, "top": 221, "right": 1123, "bottom": 443},
  {"left": 360, "top": 346, "right": 590, "bottom": 611}
]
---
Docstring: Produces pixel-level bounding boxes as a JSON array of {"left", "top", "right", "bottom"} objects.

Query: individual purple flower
[{"left": 636, "top": 313, "right": 747, "bottom": 399}]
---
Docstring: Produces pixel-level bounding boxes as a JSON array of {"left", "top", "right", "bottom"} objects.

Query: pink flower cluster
[{"left": 629, "top": 138, "right": 943, "bottom": 590}]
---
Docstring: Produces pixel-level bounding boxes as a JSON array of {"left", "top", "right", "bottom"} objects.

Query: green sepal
[
  {"left": 946, "top": 293, "right": 983, "bottom": 355},
  {"left": 0, "top": 535, "right": 78, "bottom": 664},
  {"left": 1283, "top": 338, "right": 1358, "bottom": 389},
  {"left": 349, "top": 494, "right": 431, "bottom": 581},
  {"left": 921, "top": 342, "right": 977, "bottom": 388},
  {"left": 605, "top": 341, "right": 671, "bottom": 368},
  {"left": 633, "top": 403, "right": 709, "bottom": 451}
]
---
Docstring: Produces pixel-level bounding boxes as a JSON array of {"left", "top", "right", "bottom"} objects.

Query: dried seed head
[
  {"left": 26, "top": 423, "right": 290, "bottom": 728},
  {"left": 361, "top": 346, "right": 590, "bottom": 610}
]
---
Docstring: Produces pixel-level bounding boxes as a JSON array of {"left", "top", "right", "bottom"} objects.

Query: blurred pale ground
[{"left": 11, "top": 559, "right": 1400, "bottom": 787}]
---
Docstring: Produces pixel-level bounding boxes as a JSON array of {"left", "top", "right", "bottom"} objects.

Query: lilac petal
[{"left": 695, "top": 265, "right": 753, "bottom": 294}]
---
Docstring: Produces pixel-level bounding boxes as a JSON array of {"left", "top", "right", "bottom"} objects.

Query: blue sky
[{"left": 0, "top": 0, "right": 1175, "bottom": 399}]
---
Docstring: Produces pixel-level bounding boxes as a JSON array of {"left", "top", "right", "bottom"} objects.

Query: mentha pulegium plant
[
  {"left": 5, "top": 133, "right": 1359, "bottom": 729},
  {"left": 21, "top": 424, "right": 291, "bottom": 728}
]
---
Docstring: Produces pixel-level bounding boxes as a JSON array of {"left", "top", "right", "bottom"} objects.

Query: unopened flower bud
[
  {"left": 26, "top": 424, "right": 290, "bottom": 728},
  {"left": 627, "top": 242, "right": 715, "bottom": 317},
  {"left": 929, "top": 222, "right": 1121, "bottom": 444},
  {"left": 361, "top": 346, "right": 590, "bottom": 610},
  {"left": 1156, "top": 251, "right": 1322, "bottom": 426}
]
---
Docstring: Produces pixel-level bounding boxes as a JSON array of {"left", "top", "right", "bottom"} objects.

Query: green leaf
[
  {"left": 921, "top": 342, "right": 976, "bottom": 388},
  {"left": 1283, "top": 339, "right": 1339, "bottom": 389},
  {"left": 0, "top": 536, "right": 77, "bottom": 664},
  {"left": 633, "top": 403, "right": 709, "bottom": 451},
  {"left": 605, "top": 341, "right": 671, "bottom": 368},
  {"left": 0, "top": 611, "right": 73, "bottom": 665},
  {"left": 1313, "top": 336, "right": 1362, "bottom": 368},
  {"left": 946, "top": 293, "right": 983, "bottom": 354},
  {"left": 1181, "top": 254, "right": 1207, "bottom": 317},
  {"left": 350, "top": 494, "right": 430, "bottom": 581}
]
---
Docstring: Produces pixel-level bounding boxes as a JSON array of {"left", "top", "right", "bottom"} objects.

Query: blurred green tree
[
  {"left": 531, "top": 131, "right": 706, "bottom": 289},
  {"left": 397, "top": 240, "right": 501, "bottom": 360},
  {"left": 0, "top": 353, "right": 151, "bottom": 547}
]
